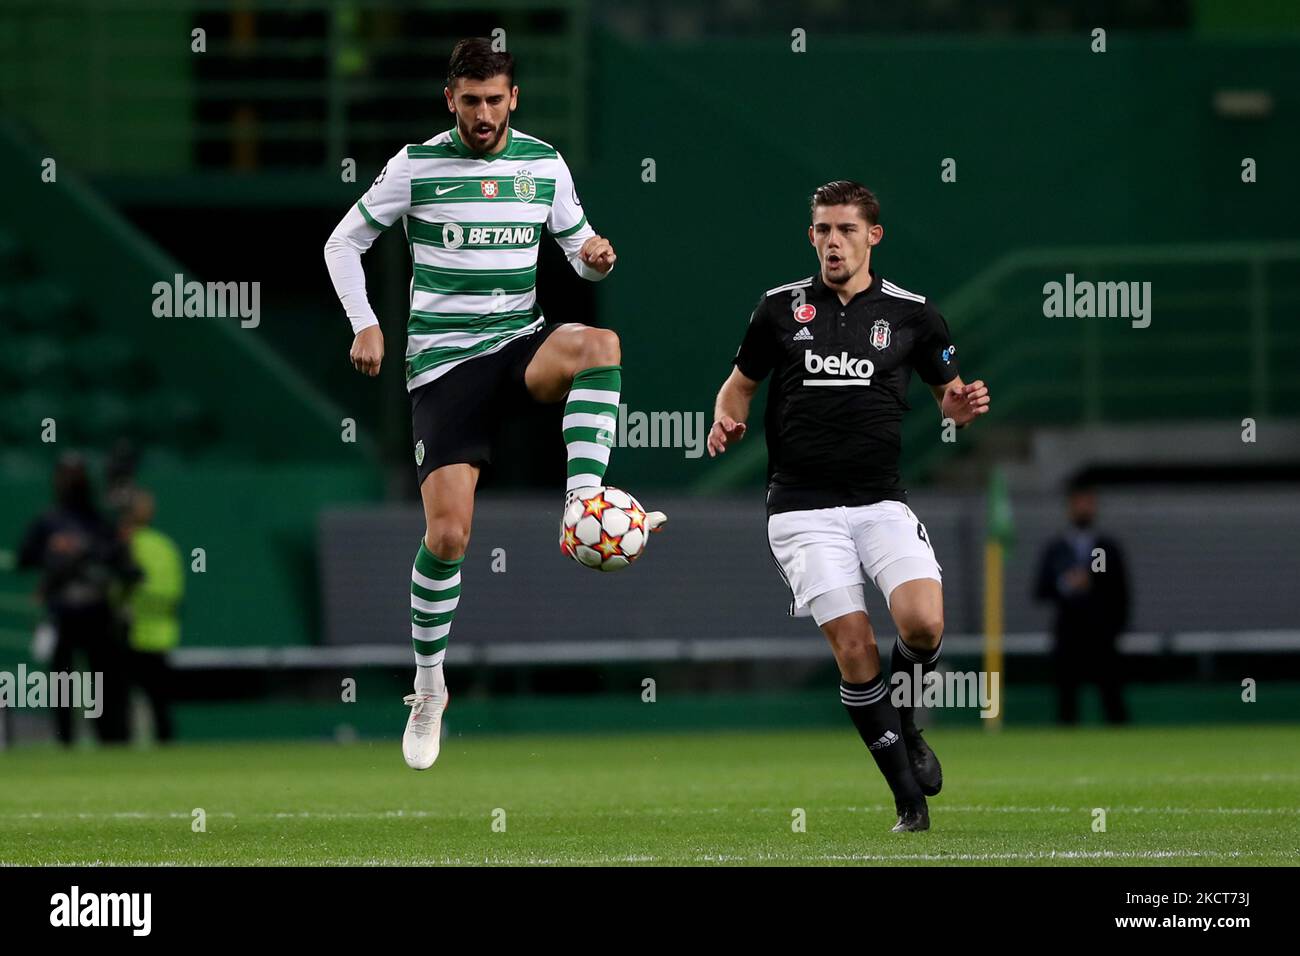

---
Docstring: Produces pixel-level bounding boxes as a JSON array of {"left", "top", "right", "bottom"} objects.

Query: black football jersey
[{"left": 732, "top": 269, "right": 959, "bottom": 515}]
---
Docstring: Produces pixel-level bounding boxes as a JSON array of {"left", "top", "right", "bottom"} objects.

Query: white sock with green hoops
[
  {"left": 562, "top": 364, "right": 621, "bottom": 492},
  {"left": 411, "top": 541, "right": 461, "bottom": 697}
]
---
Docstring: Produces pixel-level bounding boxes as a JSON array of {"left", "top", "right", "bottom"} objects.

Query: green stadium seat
[
  {"left": 72, "top": 390, "right": 135, "bottom": 444},
  {"left": 10, "top": 277, "right": 88, "bottom": 332},
  {"left": 68, "top": 334, "right": 154, "bottom": 392},
  {"left": 136, "top": 388, "right": 220, "bottom": 452},
  {"left": 0, "top": 334, "right": 66, "bottom": 390}
]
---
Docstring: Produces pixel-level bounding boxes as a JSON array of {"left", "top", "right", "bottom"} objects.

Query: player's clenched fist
[
  {"left": 579, "top": 235, "right": 617, "bottom": 274},
  {"left": 707, "top": 416, "right": 747, "bottom": 457},
  {"left": 351, "top": 325, "right": 384, "bottom": 377},
  {"left": 940, "top": 379, "right": 990, "bottom": 426}
]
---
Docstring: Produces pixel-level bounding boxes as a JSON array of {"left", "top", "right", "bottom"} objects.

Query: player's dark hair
[
  {"left": 446, "top": 37, "right": 515, "bottom": 88},
  {"left": 811, "top": 180, "right": 880, "bottom": 225}
]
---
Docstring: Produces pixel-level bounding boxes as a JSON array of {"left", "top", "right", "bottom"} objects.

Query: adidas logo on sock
[
  {"left": 868, "top": 730, "right": 900, "bottom": 751},
  {"left": 793, "top": 327, "right": 814, "bottom": 342}
]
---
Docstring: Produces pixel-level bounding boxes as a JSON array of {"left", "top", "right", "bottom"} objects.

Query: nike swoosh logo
[{"left": 435, "top": 185, "right": 462, "bottom": 196}]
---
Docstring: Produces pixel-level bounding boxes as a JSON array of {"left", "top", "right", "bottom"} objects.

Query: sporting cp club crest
[
  {"left": 869, "top": 318, "right": 892, "bottom": 350},
  {"left": 480, "top": 180, "right": 499, "bottom": 198},
  {"left": 513, "top": 170, "right": 536, "bottom": 203},
  {"left": 414, "top": 440, "right": 425, "bottom": 466}
]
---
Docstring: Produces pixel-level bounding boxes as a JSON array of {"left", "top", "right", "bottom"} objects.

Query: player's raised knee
[{"left": 578, "top": 327, "right": 620, "bottom": 368}]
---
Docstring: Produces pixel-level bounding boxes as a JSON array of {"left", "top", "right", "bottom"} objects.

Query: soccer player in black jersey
[{"left": 707, "top": 181, "right": 991, "bottom": 832}]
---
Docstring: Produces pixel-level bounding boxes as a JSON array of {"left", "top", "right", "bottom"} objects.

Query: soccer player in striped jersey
[{"left": 325, "top": 38, "right": 664, "bottom": 770}]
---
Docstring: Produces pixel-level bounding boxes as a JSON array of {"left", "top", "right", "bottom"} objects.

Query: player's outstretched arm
[
  {"left": 932, "top": 376, "right": 990, "bottom": 426},
  {"left": 708, "top": 368, "right": 759, "bottom": 456}
]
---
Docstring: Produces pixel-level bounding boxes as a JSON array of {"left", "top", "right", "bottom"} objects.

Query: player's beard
[
  {"left": 822, "top": 253, "right": 859, "bottom": 285},
  {"left": 462, "top": 115, "right": 509, "bottom": 155}
]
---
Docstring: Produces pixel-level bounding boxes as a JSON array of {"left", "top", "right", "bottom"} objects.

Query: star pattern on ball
[
  {"left": 596, "top": 531, "right": 622, "bottom": 558},
  {"left": 626, "top": 506, "right": 646, "bottom": 530},
  {"left": 561, "top": 527, "right": 578, "bottom": 554},
  {"left": 583, "top": 493, "right": 611, "bottom": 519}
]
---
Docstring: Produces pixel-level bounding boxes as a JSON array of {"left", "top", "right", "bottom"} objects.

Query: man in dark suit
[{"left": 1033, "top": 479, "right": 1130, "bottom": 724}]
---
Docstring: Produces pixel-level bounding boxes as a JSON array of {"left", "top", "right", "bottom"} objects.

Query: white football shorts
[{"left": 767, "top": 500, "right": 942, "bottom": 616}]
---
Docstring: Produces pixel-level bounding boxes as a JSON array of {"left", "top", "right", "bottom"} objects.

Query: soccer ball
[{"left": 560, "top": 486, "right": 650, "bottom": 572}]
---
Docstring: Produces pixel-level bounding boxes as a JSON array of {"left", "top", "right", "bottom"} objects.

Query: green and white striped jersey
[{"left": 326, "top": 126, "right": 606, "bottom": 391}]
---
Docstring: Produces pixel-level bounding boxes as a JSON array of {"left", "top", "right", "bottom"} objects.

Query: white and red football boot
[{"left": 401, "top": 690, "right": 449, "bottom": 770}]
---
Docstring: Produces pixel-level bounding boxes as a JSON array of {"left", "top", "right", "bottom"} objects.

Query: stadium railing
[{"left": 166, "top": 629, "right": 1300, "bottom": 668}]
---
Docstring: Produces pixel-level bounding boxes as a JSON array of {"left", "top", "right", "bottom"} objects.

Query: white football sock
[{"left": 414, "top": 663, "right": 445, "bottom": 697}]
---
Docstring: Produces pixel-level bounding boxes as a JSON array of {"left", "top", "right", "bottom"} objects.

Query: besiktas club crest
[{"left": 870, "top": 318, "right": 892, "bottom": 350}]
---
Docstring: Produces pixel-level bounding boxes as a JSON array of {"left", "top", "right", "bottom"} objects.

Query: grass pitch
[{"left": 1, "top": 725, "right": 1296, "bottom": 866}]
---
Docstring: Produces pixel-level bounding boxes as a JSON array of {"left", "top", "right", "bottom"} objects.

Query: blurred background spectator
[
  {"left": 1034, "top": 478, "right": 1130, "bottom": 725},
  {"left": 121, "top": 488, "right": 184, "bottom": 743},
  {"left": 16, "top": 453, "right": 139, "bottom": 743}
]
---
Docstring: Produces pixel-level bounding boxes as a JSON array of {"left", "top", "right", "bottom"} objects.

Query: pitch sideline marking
[
  {"left": 7, "top": 849, "right": 1268, "bottom": 867},
  {"left": 2, "top": 804, "right": 1298, "bottom": 820},
  {"left": 2, "top": 806, "right": 1300, "bottom": 822}
]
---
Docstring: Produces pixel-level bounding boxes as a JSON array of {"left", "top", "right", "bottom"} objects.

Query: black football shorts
[{"left": 409, "top": 323, "right": 560, "bottom": 486}]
